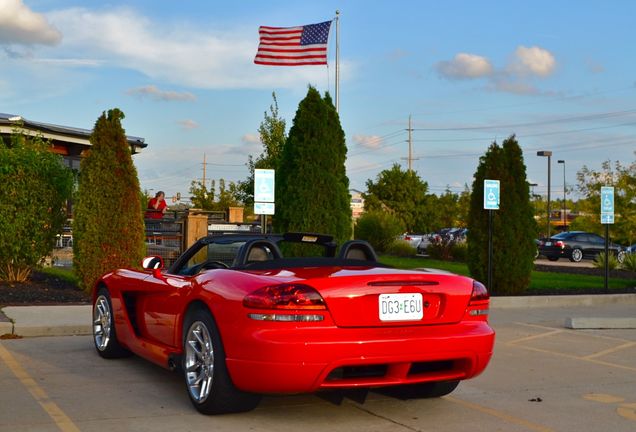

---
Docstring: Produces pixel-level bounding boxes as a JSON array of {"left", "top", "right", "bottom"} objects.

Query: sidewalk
[{"left": 1, "top": 294, "right": 636, "bottom": 337}]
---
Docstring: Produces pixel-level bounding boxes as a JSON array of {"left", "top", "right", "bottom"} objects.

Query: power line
[{"left": 411, "top": 108, "right": 636, "bottom": 132}]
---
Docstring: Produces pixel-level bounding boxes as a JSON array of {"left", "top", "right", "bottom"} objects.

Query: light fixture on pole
[
  {"left": 537, "top": 151, "right": 552, "bottom": 238},
  {"left": 557, "top": 160, "right": 566, "bottom": 231}
]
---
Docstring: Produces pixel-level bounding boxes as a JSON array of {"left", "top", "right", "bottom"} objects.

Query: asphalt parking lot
[{"left": 1, "top": 304, "right": 635, "bottom": 432}]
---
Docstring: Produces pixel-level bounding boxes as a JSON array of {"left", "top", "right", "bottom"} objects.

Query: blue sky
[{"left": 2, "top": 0, "right": 635, "bottom": 200}]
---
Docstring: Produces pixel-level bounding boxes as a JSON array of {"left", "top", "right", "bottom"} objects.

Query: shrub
[
  {"left": 622, "top": 253, "right": 636, "bottom": 272},
  {"left": 385, "top": 240, "right": 416, "bottom": 257},
  {"left": 467, "top": 136, "right": 536, "bottom": 295},
  {"left": 73, "top": 109, "right": 146, "bottom": 293},
  {"left": 593, "top": 252, "right": 620, "bottom": 271},
  {"left": 0, "top": 133, "right": 73, "bottom": 282},
  {"left": 451, "top": 241, "right": 468, "bottom": 262},
  {"left": 354, "top": 210, "right": 405, "bottom": 253}
]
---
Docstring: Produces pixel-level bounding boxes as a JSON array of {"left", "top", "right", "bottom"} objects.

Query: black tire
[
  {"left": 379, "top": 380, "right": 460, "bottom": 399},
  {"left": 569, "top": 248, "right": 583, "bottom": 262},
  {"left": 547, "top": 256, "right": 559, "bottom": 262},
  {"left": 93, "top": 287, "right": 131, "bottom": 358},
  {"left": 182, "top": 307, "right": 261, "bottom": 415}
]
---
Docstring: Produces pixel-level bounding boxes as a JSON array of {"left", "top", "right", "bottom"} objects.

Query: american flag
[{"left": 254, "top": 21, "right": 332, "bottom": 66}]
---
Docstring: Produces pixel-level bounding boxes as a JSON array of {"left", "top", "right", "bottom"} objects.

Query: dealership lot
[{"left": 1, "top": 303, "right": 635, "bottom": 432}]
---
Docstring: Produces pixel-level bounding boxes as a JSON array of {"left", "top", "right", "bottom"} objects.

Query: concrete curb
[
  {"left": 491, "top": 293, "right": 636, "bottom": 309},
  {"left": 565, "top": 317, "right": 636, "bottom": 329},
  {"left": 0, "top": 321, "right": 13, "bottom": 335},
  {"left": 2, "top": 305, "right": 91, "bottom": 337}
]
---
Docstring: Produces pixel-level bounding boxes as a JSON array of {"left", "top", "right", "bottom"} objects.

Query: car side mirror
[{"left": 142, "top": 256, "right": 164, "bottom": 278}]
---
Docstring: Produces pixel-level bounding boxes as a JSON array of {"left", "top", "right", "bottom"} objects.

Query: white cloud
[
  {"left": 44, "top": 7, "right": 339, "bottom": 90},
  {"left": 127, "top": 85, "right": 196, "bottom": 102},
  {"left": 241, "top": 133, "right": 261, "bottom": 144},
  {"left": 437, "top": 46, "right": 557, "bottom": 95},
  {"left": 0, "top": 0, "right": 61, "bottom": 45},
  {"left": 178, "top": 119, "right": 199, "bottom": 129},
  {"left": 508, "top": 46, "right": 556, "bottom": 77},
  {"left": 352, "top": 134, "right": 383, "bottom": 149},
  {"left": 435, "top": 53, "right": 493, "bottom": 80}
]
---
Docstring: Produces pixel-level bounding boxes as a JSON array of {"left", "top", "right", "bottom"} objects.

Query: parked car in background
[
  {"left": 400, "top": 233, "right": 426, "bottom": 249},
  {"left": 627, "top": 244, "right": 636, "bottom": 254},
  {"left": 538, "top": 231, "right": 626, "bottom": 263}
]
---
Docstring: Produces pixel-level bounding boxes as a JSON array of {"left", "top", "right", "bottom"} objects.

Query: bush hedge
[{"left": 0, "top": 133, "right": 73, "bottom": 282}]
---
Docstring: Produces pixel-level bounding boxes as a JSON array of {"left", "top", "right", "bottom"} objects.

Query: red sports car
[{"left": 92, "top": 233, "right": 494, "bottom": 414}]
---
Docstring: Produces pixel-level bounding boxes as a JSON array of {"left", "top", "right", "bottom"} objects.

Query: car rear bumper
[
  {"left": 225, "top": 321, "right": 495, "bottom": 394},
  {"left": 539, "top": 247, "right": 568, "bottom": 258}
]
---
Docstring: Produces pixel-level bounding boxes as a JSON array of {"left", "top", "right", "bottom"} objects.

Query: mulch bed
[
  {"left": 0, "top": 270, "right": 90, "bottom": 307},
  {"left": 534, "top": 263, "right": 636, "bottom": 280}
]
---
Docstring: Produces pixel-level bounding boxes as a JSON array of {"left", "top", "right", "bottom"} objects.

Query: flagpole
[{"left": 335, "top": 10, "right": 340, "bottom": 114}]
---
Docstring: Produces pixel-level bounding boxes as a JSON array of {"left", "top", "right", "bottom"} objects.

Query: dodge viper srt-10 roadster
[{"left": 92, "top": 233, "right": 495, "bottom": 414}]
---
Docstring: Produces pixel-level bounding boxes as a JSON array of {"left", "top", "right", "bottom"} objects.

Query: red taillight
[
  {"left": 470, "top": 280, "right": 490, "bottom": 302},
  {"left": 243, "top": 284, "right": 326, "bottom": 310},
  {"left": 554, "top": 240, "right": 565, "bottom": 248}
]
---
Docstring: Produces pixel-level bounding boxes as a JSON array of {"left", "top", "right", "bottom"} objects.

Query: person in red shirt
[{"left": 145, "top": 191, "right": 167, "bottom": 219}]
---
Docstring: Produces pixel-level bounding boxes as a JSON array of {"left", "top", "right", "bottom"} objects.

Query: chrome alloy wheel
[
  {"left": 184, "top": 321, "right": 215, "bottom": 403},
  {"left": 93, "top": 295, "right": 112, "bottom": 351}
]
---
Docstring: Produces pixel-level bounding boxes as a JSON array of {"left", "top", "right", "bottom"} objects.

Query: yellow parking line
[
  {"left": 513, "top": 343, "right": 636, "bottom": 372},
  {"left": 0, "top": 341, "right": 80, "bottom": 432},
  {"left": 446, "top": 396, "right": 555, "bottom": 432},
  {"left": 514, "top": 322, "right": 633, "bottom": 343},
  {"left": 583, "top": 341, "right": 636, "bottom": 360},
  {"left": 507, "top": 329, "right": 563, "bottom": 345},
  {"left": 617, "top": 403, "right": 636, "bottom": 421}
]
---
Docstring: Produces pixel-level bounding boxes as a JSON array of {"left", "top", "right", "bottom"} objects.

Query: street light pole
[
  {"left": 557, "top": 160, "right": 566, "bottom": 231},
  {"left": 537, "top": 151, "right": 552, "bottom": 238}
]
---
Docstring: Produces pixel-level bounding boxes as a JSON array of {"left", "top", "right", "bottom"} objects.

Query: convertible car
[{"left": 92, "top": 233, "right": 495, "bottom": 414}]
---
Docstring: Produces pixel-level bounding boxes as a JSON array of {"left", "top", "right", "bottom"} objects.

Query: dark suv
[{"left": 538, "top": 231, "right": 625, "bottom": 263}]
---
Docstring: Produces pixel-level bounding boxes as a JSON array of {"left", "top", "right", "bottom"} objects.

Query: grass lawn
[
  {"left": 379, "top": 255, "right": 636, "bottom": 294},
  {"left": 39, "top": 266, "right": 79, "bottom": 285}
]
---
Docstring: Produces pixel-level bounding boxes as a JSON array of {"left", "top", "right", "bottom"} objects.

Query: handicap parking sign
[
  {"left": 254, "top": 169, "right": 275, "bottom": 203},
  {"left": 483, "top": 180, "right": 500, "bottom": 210},
  {"left": 600, "top": 186, "right": 614, "bottom": 224}
]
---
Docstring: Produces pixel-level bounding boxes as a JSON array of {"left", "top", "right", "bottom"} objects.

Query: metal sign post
[
  {"left": 484, "top": 180, "right": 500, "bottom": 291},
  {"left": 600, "top": 186, "right": 614, "bottom": 293},
  {"left": 254, "top": 169, "right": 275, "bottom": 234}
]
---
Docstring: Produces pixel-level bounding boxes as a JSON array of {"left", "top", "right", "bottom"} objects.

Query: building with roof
[{"left": 0, "top": 113, "right": 148, "bottom": 171}]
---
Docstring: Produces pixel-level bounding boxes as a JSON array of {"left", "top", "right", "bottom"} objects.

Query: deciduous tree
[
  {"left": 363, "top": 164, "right": 434, "bottom": 233},
  {"left": 0, "top": 133, "right": 73, "bottom": 281},
  {"left": 571, "top": 156, "right": 636, "bottom": 245},
  {"left": 236, "top": 93, "right": 286, "bottom": 207}
]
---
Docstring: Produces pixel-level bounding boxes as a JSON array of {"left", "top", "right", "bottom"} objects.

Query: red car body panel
[{"left": 96, "top": 259, "right": 494, "bottom": 395}]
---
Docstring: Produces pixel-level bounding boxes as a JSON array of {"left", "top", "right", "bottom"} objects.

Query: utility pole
[
  {"left": 408, "top": 114, "right": 412, "bottom": 171},
  {"left": 402, "top": 114, "right": 418, "bottom": 171},
  {"left": 201, "top": 153, "right": 207, "bottom": 188}
]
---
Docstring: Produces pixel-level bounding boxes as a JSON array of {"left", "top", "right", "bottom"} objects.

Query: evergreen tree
[
  {"left": 274, "top": 87, "right": 351, "bottom": 245},
  {"left": 467, "top": 135, "right": 536, "bottom": 295},
  {"left": 73, "top": 109, "right": 146, "bottom": 293}
]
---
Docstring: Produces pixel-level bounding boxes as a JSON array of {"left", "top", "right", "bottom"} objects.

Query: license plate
[
  {"left": 545, "top": 242, "right": 552, "bottom": 246},
  {"left": 379, "top": 293, "right": 424, "bottom": 321}
]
